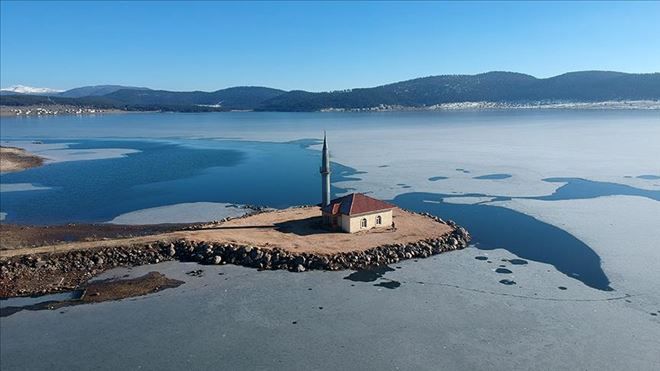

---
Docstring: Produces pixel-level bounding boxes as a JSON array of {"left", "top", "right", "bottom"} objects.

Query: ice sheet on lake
[
  {"left": 1, "top": 140, "right": 139, "bottom": 164},
  {"left": 2, "top": 259, "right": 658, "bottom": 370},
  {"left": 0, "top": 183, "right": 51, "bottom": 192},
  {"left": 107, "top": 202, "right": 251, "bottom": 225},
  {"left": 491, "top": 195, "right": 660, "bottom": 297},
  {"left": 2, "top": 111, "right": 660, "bottom": 369},
  {"left": 439, "top": 196, "right": 495, "bottom": 205}
]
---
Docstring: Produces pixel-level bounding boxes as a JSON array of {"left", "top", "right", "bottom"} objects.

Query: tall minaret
[{"left": 320, "top": 131, "right": 331, "bottom": 207}]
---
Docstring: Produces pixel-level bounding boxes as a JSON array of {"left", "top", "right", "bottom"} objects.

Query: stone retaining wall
[{"left": 0, "top": 212, "right": 470, "bottom": 297}]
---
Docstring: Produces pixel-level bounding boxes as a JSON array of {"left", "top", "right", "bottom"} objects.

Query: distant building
[{"left": 319, "top": 133, "right": 395, "bottom": 233}]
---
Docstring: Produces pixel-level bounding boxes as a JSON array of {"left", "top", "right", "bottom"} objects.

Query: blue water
[
  {"left": 0, "top": 139, "right": 359, "bottom": 224},
  {"left": 473, "top": 173, "right": 512, "bottom": 180},
  {"left": 1, "top": 137, "right": 620, "bottom": 291},
  {"left": 393, "top": 192, "right": 612, "bottom": 291},
  {"left": 534, "top": 177, "right": 660, "bottom": 201}
]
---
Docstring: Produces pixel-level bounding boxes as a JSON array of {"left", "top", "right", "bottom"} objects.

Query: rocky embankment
[{"left": 0, "top": 213, "right": 469, "bottom": 297}]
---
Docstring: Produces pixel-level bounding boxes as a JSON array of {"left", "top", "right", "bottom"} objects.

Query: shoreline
[
  {"left": 0, "top": 145, "right": 45, "bottom": 173},
  {"left": 2, "top": 100, "right": 659, "bottom": 117},
  {"left": 0, "top": 207, "right": 470, "bottom": 298},
  {"left": 0, "top": 105, "right": 137, "bottom": 117},
  {"left": 319, "top": 100, "right": 660, "bottom": 112}
]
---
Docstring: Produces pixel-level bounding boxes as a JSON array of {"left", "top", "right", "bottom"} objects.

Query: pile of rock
[
  {"left": 167, "top": 224, "right": 469, "bottom": 272},
  {"left": 0, "top": 244, "right": 177, "bottom": 296},
  {"left": 0, "top": 214, "right": 470, "bottom": 296}
]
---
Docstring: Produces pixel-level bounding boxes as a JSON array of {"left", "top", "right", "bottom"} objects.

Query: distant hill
[
  {"left": 104, "top": 86, "right": 286, "bottom": 110},
  {"left": 58, "top": 85, "right": 150, "bottom": 98},
  {"left": 2, "top": 71, "right": 658, "bottom": 112},
  {"left": 257, "top": 71, "right": 660, "bottom": 111},
  {"left": 0, "top": 86, "right": 287, "bottom": 112}
]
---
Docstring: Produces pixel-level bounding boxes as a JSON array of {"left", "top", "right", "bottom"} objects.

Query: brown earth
[
  {"left": 80, "top": 271, "right": 184, "bottom": 303},
  {"left": 0, "top": 145, "right": 44, "bottom": 173},
  {"left": 0, "top": 223, "right": 191, "bottom": 250},
  {"left": 183, "top": 207, "right": 452, "bottom": 254},
  {"left": 0, "top": 272, "right": 184, "bottom": 317},
  {"left": 0, "top": 207, "right": 452, "bottom": 258}
]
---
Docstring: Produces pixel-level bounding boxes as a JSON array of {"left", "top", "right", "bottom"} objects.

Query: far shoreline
[
  {"left": 1, "top": 100, "right": 659, "bottom": 117},
  {"left": 0, "top": 105, "right": 152, "bottom": 117}
]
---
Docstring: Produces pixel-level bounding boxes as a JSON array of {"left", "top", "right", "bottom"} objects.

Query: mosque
[{"left": 319, "top": 133, "right": 395, "bottom": 233}]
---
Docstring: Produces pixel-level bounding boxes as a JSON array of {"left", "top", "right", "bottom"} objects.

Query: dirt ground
[
  {"left": 0, "top": 145, "right": 44, "bottom": 173},
  {"left": 0, "top": 272, "right": 184, "bottom": 316},
  {"left": 0, "top": 207, "right": 452, "bottom": 258},
  {"left": 184, "top": 207, "right": 452, "bottom": 254},
  {"left": 0, "top": 223, "right": 189, "bottom": 250},
  {"left": 81, "top": 272, "right": 184, "bottom": 303}
]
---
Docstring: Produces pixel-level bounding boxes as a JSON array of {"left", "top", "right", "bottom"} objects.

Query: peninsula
[
  {"left": 0, "top": 135, "right": 470, "bottom": 298},
  {"left": 0, "top": 145, "right": 44, "bottom": 173}
]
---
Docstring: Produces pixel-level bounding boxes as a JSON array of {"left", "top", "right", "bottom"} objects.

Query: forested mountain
[
  {"left": 2, "top": 71, "right": 658, "bottom": 112},
  {"left": 257, "top": 71, "right": 660, "bottom": 111},
  {"left": 104, "top": 86, "right": 286, "bottom": 110},
  {"left": 58, "top": 85, "right": 150, "bottom": 98},
  {"left": 1, "top": 86, "right": 287, "bottom": 112}
]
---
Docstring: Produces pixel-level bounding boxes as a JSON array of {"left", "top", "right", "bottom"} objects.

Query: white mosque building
[{"left": 319, "top": 133, "right": 395, "bottom": 233}]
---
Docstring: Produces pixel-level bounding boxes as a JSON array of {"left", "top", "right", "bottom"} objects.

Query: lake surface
[{"left": 1, "top": 110, "right": 659, "bottom": 370}]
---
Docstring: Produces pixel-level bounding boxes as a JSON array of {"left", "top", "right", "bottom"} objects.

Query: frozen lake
[{"left": 1, "top": 110, "right": 659, "bottom": 369}]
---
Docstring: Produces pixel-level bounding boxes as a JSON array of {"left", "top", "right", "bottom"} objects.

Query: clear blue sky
[{"left": 1, "top": 1, "right": 659, "bottom": 92}]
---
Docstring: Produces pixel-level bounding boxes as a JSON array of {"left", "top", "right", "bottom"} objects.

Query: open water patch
[
  {"left": 1, "top": 272, "right": 183, "bottom": 317},
  {"left": 1, "top": 290, "right": 83, "bottom": 310},
  {"left": 637, "top": 175, "right": 660, "bottom": 180},
  {"left": 0, "top": 138, "right": 361, "bottom": 224},
  {"left": 446, "top": 177, "right": 660, "bottom": 204},
  {"left": 344, "top": 266, "right": 395, "bottom": 282},
  {"left": 392, "top": 192, "right": 613, "bottom": 291},
  {"left": 532, "top": 178, "right": 660, "bottom": 202},
  {"left": 504, "top": 258, "right": 528, "bottom": 265},
  {"left": 474, "top": 174, "right": 512, "bottom": 180},
  {"left": 374, "top": 280, "right": 401, "bottom": 289},
  {"left": 428, "top": 176, "right": 449, "bottom": 181}
]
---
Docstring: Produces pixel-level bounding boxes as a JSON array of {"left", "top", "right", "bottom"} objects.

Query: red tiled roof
[{"left": 321, "top": 193, "right": 396, "bottom": 216}]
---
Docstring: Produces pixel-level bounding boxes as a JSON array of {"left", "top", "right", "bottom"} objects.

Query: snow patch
[{"left": 1, "top": 85, "right": 63, "bottom": 94}]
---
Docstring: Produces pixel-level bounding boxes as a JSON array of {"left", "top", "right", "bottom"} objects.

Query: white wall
[{"left": 342, "top": 209, "right": 393, "bottom": 233}]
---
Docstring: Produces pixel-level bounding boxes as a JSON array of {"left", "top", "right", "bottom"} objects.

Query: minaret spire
[{"left": 320, "top": 131, "right": 331, "bottom": 207}]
